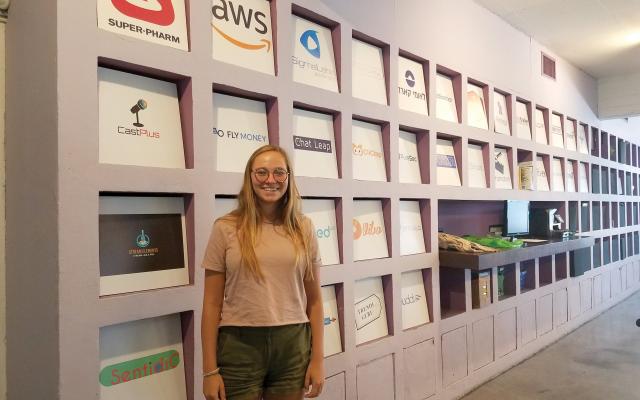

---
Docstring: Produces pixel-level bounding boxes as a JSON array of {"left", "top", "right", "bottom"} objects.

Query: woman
[{"left": 201, "top": 145, "right": 324, "bottom": 400}]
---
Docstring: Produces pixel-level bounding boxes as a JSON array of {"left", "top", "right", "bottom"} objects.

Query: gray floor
[{"left": 463, "top": 291, "right": 640, "bottom": 400}]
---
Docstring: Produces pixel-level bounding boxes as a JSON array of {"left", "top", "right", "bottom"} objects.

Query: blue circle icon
[{"left": 300, "top": 29, "right": 321, "bottom": 58}]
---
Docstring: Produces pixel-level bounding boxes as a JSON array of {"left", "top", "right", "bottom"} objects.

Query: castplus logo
[
  {"left": 352, "top": 219, "right": 383, "bottom": 240},
  {"left": 111, "top": 0, "right": 176, "bottom": 26},
  {"left": 211, "top": 0, "right": 272, "bottom": 52}
]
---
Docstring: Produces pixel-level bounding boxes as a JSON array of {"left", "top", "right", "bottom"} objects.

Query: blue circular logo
[
  {"left": 300, "top": 29, "right": 321, "bottom": 58},
  {"left": 136, "top": 230, "right": 150, "bottom": 248}
]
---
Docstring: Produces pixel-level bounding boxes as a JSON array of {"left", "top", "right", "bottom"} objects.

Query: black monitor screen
[{"left": 505, "top": 200, "right": 529, "bottom": 236}]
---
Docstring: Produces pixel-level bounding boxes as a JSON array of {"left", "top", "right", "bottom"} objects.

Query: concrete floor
[{"left": 463, "top": 290, "right": 640, "bottom": 400}]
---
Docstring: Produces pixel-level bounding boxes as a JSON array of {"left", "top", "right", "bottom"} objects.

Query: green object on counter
[{"left": 464, "top": 235, "right": 524, "bottom": 249}]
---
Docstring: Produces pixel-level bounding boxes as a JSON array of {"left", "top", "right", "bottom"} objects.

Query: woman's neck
[{"left": 259, "top": 202, "right": 279, "bottom": 223}]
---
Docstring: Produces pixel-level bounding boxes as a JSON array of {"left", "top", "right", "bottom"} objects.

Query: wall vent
[{"left": 542, "top": 53, "right": 556, "bottom": 80}]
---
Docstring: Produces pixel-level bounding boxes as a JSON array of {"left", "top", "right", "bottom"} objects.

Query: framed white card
[
  {"left": 436, "top": 138, "right": 461, "bottom": 186},
  {"left": 550, "top": 113, "right": 564, "bottom": 148},
  {"left": 353, "top": 200, "right": 388, "bottom": 261},
  {"left": 291, "top": 15, "right": 338, "bottom": 92},
  {"left": 212, "top": 92, "right": 269, "bottom": 173},
  {"left": 321, "top": 285, "right": 342, "bottom": 357},
  {"left": 518, "top": 161, "right": 533, "bottom": 190},
  {"left": 468, "top": 143, "right": 487, "bottom": 189},
  {"left": 536, "top": 156, "right": 550, "bottom": 192},
  {"left": 352, "top": 38, "right": 387, "bottom": 104},
  {"left": 99, "top": 314, "right": 187, "bottom": 400},
  {"left": 211, "top": 0, "right": 275, "bottom": 75},
  {"left": 213, "top": 197, "right": 238, "bottom": 220},
  {"left": 99, "top": 196, "right": 189, "bottom": 296},
  {"left": 578, "top": 163, "right": 589, "bottom": 193},
  {"left": 98, "top": 68, "right": 185, "bottom": 169},
  {"left": 97, "top": 0, "right": 188, "bottom": 51},
  {"left": 435, "top": 73, "right": 457, "bottom": 122},
  {"left": 399, "top": 201, "right": 425, "bottom": 256},
  {"left": 534, "top": 109, "right": 548, "bottom": 145},
  {"left": 467, "top": 83, "right": 488, "bottom": 130},
  {"left": 398, "top": 130, "right": 422, "bottom": 184},
  {"left": 293, "top": 108, "right": 338, "bottom": 179},
  {"left": 494, "top": 148, "right": 512, "bottom": 189},
  {"left": 565, "top": 119, "right": 577, "bottom": 151},
  {"left": 515, "top": 101, "right": 532, "bottom": 140},
  {"left": 493, "top": 91, "right": 510, "bottom": 135},
  {"left": 398, "top": 56, "right": 428, "bottom": 115},
  {"left": 302, "top": 199, "right": 340, "bottom": 266},
  {"left": 617, "top": 173, "right": 623, "bottom": 194},
  {"left": 354, "top": 276, "right": 389, "bottom": 345},
  {"left": 401, "top": 270, "right": 430, "bottom": 329},
  {"left": 552, "top": 158, "right": 565, "bottom": 191},
  {"left": 566, "top": 162, "right": 576, "bottom": 192},
  {"left": 577, "top": 124, "right": 589, "bottom": 154},
  {"left": 352, "top": 120, "right": 387, "bottom": 182}
]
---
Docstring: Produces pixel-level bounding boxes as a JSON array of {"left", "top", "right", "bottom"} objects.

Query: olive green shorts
[{"left": 217, "top": 323, "right": 311, "bottom": 400}]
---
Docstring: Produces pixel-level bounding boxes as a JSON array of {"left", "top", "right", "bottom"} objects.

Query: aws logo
[
  {"left": 211, "top": 0, "right": 272, "bottom": 52},
  {"left": 111, "top": 0, "right": 175, "bottom": 26},
  {"left": 300, "top": 30, "right": 320, "bottom": 58},
  {"left": 353, "top": 219, "right": 383, "bottom": 240}
]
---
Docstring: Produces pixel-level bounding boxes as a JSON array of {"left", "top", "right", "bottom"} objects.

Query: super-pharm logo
[
  {"left": 111, "top": 0, "right": 175, "bottom": 26},
  {"left": 211, "top": 0, "right": 272, "bottom": 52},
  {"left": 99, "top": 350, "right": 180, "bottom": 387}
]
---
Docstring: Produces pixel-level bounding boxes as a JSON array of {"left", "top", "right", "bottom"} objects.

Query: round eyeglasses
[{"left": 252, "top": 168, "right": 290, "bottom": 183}]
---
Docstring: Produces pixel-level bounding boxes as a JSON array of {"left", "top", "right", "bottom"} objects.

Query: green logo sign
[{"left": 99, "top": 350, "right": 180, "bottom": 387}]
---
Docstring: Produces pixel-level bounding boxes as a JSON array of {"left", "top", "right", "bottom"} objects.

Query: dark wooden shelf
[{"left": 439, "top": 236, "right": 595, "bottom": 270}]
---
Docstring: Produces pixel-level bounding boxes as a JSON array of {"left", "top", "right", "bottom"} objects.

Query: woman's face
[{"left": 250, "top": 151, "right": 289, "bottom": 208}]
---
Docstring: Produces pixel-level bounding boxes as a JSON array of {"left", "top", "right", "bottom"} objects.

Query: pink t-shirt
[{"left": 202, "top": 216, "right": 322, "bottom": 327}]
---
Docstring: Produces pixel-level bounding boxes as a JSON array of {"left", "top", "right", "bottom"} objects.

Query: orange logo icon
[{"left": 353, "top": 219, "right": 362, "bottom": 240}]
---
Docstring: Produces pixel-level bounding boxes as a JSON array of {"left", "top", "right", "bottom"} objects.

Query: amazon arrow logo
[{"left": 211, "top": 0, "right": 272, "bottom": 53}]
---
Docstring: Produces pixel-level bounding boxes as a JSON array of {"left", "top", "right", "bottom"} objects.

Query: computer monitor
[{"left": 504, "top": 200, "right": 530, "bottom": 237}]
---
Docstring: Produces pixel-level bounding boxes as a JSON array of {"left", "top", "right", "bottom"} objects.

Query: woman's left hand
[{"left": 304, "top": 357, "right": 325, "bottom": 398}]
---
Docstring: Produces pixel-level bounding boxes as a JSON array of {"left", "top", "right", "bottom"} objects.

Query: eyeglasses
[{"left": 252, "top": 168, "right": 290, "bottom": 183}]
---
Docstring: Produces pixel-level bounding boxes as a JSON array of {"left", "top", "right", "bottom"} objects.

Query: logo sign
[
  {"left": 291, "top": 15, "right": 338, "bottom": 92},
  {"left": 353, "top": 219, "right": 384, "bottom": 240},
  {"left": 99, "top": 350, "right": 181, "bottom": 387},
  {"left": 136, "top": 230, "right": 150, "bottom": 248},
  {"left": 293, "top": 135, "right": 332, "bottom": 153},
  {"left": 97, "top": 0, "right": 188, "bottom": 50},
  {"left": 300, "top": 29, "right": 321, "bottom": 58},
  {"left": 354, "top": 294, "right": 382, "bottom": 330},
  {"left": 405, "top": 70, "right": 415, "bottom": 87},
  {"left": 211, "top": 0, "right": 274, "bottom": 75},
  {"left": 437, "top": 154, "right": 457, "bottom": 169}
]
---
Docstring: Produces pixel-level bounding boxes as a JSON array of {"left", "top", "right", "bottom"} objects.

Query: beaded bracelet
[{"left": 203, "top": 367, "right": 220, "bottom": 378}]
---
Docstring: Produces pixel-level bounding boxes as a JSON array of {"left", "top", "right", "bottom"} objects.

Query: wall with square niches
[{"left": 6, "top": 0, "right": 640, "bottom": 399}]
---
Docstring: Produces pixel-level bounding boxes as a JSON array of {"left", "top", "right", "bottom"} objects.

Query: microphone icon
[{"left": 130, "top": 99, "right": 148, "bottom": 127}]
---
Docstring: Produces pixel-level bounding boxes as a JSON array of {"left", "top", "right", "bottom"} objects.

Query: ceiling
[{"left": 475, "top": 0, "right": 640, "bottom": 79}]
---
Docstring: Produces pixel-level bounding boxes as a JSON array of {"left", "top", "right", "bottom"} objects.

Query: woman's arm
[
  {"left": 303, "top": 265, "right": 324, "bottom": 398},
  {"left": 202, "top": 269, "right": 226, "bottom": 400}
]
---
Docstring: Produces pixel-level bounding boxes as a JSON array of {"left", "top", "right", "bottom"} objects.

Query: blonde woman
[{"left": 202, "top": 145, "right": 324, "bottom": 400}]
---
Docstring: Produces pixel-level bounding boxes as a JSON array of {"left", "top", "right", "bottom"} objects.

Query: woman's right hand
[{"left": 203, "top": 374, "right": 226, "bottom": 400}]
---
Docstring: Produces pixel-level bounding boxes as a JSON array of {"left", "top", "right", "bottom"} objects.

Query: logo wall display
[
  {"left": 399, "top": 201, "right": 425, "bottom": 256},
  {"left": 398, "top": 56, "right": 428, "bottom": 115},
  {"left": 467, "top": 83, "right": 488, "bottom": 130},
  {"left": 99, "top": 196, "right": 189, "bottom": 296},
  {"left": 577, "top": 124, "right": 589, "bottom": 154},
  {"left": 353, "top": 200, "right": 388, "bottom": 261},
  {"left": 552, "top": 158, "right": 564, "bottom": 191},
  {"left": 435, "top": 73, "right": 457, "bottom": 122},
  {"left": 321, "top": 285, "right": 342, "bottom": 356},
  {"left": 436, "top": 138, "right": 461, "bottom": 186},
  {"left": 566, "top": 162, "right": 576, "bottom": 192},
  {"left": 515, "top": 101, "right": 532, "bottom": 140},
  {"left": 400, "top": 270, "right": 430, "bottom": 329},
  {"left": 468, "top": 143, "right": 487, "bottom": 189},
  {"left": 352, "top": 120, "right": 387, "bottom": 182},
  {"left": 292, "top": 108, "right": 338, "bottom": 179},
  {"left": 352, "top": 38, "right": 387, "bottom": 105},
  {"left": 211, "top": 0, "right": 274, "bottom": 75},
  {"left": 398, "top": 130, "right": 421, "bottom": 184},
  {"left": 354, "top": 277, "right": 389, "bottom": 345},
  {"left": 97, "top": 0, "right": 188, "bottom": 50},
  {"left": 98, "top": 68, "right": 185, "bottom": 169},
  {"left": 212, "top": 92, "right": 269, "bottom": 173},
  {"left": 536, "top": 157, "right": 550, "bottom": 191},
  {"left": 302, "top": 198, "right": 340, "bottom": 266},
  {"left": 534, "top": 108, "right": 548, "bottom": 145},
  {"left": 291, "top": 15, "right": 338, "bottom": 92},
  {"left": 493, "top": 91, "right": 510, "bottom": 135},
  {"left": 100, "top": 314, "right": 187, "bottom": 399},
  {"left": 494, "top": 148, "right": 512, "bottom": 189},
  {"left": 550, "top": 113, "right": 564, "bottom": 148},
  {"left": 565, "top": 119, "right": 577, "bottom": 151}
]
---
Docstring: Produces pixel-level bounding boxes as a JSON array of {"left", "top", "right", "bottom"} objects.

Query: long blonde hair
[{"left": 221, "top": 145, "right": 314, "bottom": 281}]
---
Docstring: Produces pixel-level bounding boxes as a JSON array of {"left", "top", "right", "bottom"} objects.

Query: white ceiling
[{"left": 475, "top": 0, "right": 640, "bottom": 79}]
